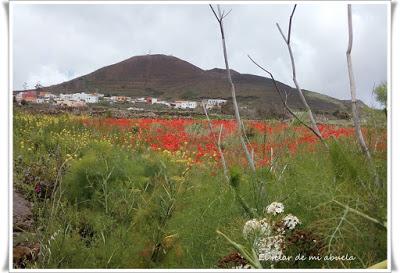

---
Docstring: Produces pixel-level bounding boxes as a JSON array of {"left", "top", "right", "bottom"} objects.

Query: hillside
[{"left": 30, "top": 54, "right": 353, "bottom": 114}]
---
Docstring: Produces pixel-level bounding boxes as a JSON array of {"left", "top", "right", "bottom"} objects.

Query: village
[{"left": 13, "top": 90, "right": 228, "bottom": 111}]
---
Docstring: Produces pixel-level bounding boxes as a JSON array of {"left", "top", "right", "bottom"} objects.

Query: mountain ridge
[{"left": 19, "top": 54, "right": 358, "bottom": 113}]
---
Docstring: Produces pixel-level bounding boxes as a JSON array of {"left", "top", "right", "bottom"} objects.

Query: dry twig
[
  {"left": 346, "top": 4, "right": 380, "bottom": 187},
  {"left": 276, "top": 4, "right": 322, "bottom": 139},
  {"left": 248, "top": 55, "right": 326, "bottom": 144},
  {"left": 210, "top": 4, "right": 256, "bottom": 171},
  {"left": 202, "top": 102, "right": 229, "bottom": 182}
]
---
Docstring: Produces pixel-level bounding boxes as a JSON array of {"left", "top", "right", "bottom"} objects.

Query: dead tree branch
[
  {"left": 210, "top": 4, "right": 256, "bottom": 171},
  {"left": 276, "top": 4, "right": 322, "bottom": 139},
  {"left": 346, "top": 4, "right": 380, "bottom": 187},
  {"left": 346, "top": 4, "right": 371, "bottom": 159},
  {"left": 248, "top": 55, "right": 326, "bottom": 144},
  {"left": 287, "top": 4, "right": 297, "bottom": 44}
]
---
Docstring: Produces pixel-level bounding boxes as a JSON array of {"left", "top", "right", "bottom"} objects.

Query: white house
[
  {"left": 86, "top": 95, "right": 99, "bottom": 104},
  {"left": 128, "top": 107, "right": 144, "bottom": 111},
  {"left": 56, "top": 100, "right": 86, "bottom": 108},
  {"left": 44, "top": 93, "right": 57, "bottom": 99},
  {"left": 146, "top": 97, "right": 158, "bottom": 104},
  {"left": 60, "top": 93, "right": 73, "bottom": 100},
  {"left": 173, "top": 100, "right": 198, "bottom": 109},
  {"left": 135, "top": 97, "right": 146, "bottom": 103},
  {"left": 71, "top": 92, "right": 99, "bottom": 103},
  {"left": 203, "top": 99, "right": 227, "bottom": 109},
  {"left": 155, "top": 100, "right": 171, "bottom": 107},
  {"left": 36, "top": 98, "right": 45, "bottom": 104}
]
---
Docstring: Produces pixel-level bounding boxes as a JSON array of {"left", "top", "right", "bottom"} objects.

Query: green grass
[{"left": 13, "top": 110, "right": 387, "bottom": 269}]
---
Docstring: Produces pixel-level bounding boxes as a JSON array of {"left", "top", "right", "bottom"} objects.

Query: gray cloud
[{"left": 12, "top": 3, "right": 387, "bottom": 106}]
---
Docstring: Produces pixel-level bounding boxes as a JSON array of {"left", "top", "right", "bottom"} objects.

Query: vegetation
[
  {"left": 373, "top": 82, "right": 387, "bottom": 110},
  {"left": 13, "top": 109, "right": 387, "bottom": 269}
]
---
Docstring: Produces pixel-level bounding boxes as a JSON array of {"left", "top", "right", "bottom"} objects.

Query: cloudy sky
[{"left": 12, "top": 2, "right": 388, "bottom": 106}]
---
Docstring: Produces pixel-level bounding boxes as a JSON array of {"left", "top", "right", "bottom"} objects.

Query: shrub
[
  {"left": 328, "top": 140, "right": 358, "bottom": 182},
  {"left": 63, "top": 141, "right": 147, "bottom": 209}
]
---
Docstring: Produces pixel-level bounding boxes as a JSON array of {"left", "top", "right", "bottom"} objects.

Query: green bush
[
  {"left": 328, "top": 140, "right": 358, "bottom": 182},
  {"left": 63, "top": 141, "right": 147, "bottom": 210}
]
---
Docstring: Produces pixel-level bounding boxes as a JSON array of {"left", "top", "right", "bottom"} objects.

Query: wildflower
[
  {"left": 259, "top": 218, "right": 271, "bottom": 236},
  {"left": 283, "top": 214, "right": 301, "bottom": 230},
  {"left": 265, "top": 202, "right": 284, "bottom": 215},
  {"left": 256, "top": 235, "right": 284, "bottom": 261},
  {"left": 243, "top": 219, "right": 261, "bottom": 240},
  {"left": 34, "top": 183, "right": 41, "bottom": 194}
]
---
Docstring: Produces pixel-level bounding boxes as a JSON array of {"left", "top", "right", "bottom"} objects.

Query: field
[{"left": 13, "top": 109, "right": 387, "bottom": 269}]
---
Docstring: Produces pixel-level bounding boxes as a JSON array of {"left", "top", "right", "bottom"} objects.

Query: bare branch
[
  {"left": 276, "top": 23, "right": 287, "bottom": 43},
  {"left": 222, "top": 9, "right": 232, "bottom": 20},
  {"left": 333, "top": 199, "right": 386, "bottom": 228},
  {"left": 276, "top": 5, "right": 322, "bottom": 139},
  {"left": 210, "top": 4, "right": 256, "bottom": 171},
  {"left": 209, "top": 4, "right": 220, "bottom": 22},
  {"left": 287, "top": 4, "right": 297, "bottom": 44},
  {"left": 217, "top": 124, "right": 229, "bottom": 179},
  {"left": 221, "top": 9, "right": 232, "bottom": 19},
  {"left": 346, "top": 4, "right": 380, "bottom": 186},
  {"left": 202, "top": 102, "right": 229, "bottom": 182},
  {"left": 346, "top": 5, "right": 353, "bottom": 56},
  {"left": 210, "top": 5, "right": 232, "bottom": 22},
  {"left": 240, "top": 120, "right": 255, "bottom": 150},
  {"left": 284, "top": 88, "right": 289, "bottom": 103},
  {"left": 328, "top": 207, "right": 349, "bottom": 253},
  {"left": 217, "top": 4, "right": 223, "bottom": 18},
  {"left": 248, "top": 55, "right": 325, "bottom": 143},
  {"left": 346, "top": 5, "right": 368, "bottom": 152}
]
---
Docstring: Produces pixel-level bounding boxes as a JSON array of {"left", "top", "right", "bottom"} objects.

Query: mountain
[{"left": 29, "top": 54, "right": 353, "bottom": 114}]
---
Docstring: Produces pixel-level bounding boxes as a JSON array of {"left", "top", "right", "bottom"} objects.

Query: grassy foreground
[{"left": 13, "top": 110, "right": 387, "bottom": 269}]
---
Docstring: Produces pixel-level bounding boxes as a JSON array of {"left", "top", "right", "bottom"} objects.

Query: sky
[{"left": 12, "top": 3, "right": 388, "bottom": 107}]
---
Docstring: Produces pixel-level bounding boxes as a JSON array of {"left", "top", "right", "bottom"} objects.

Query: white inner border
[{"left": 4, "top": 1, "right": 394, "bottom": 272}]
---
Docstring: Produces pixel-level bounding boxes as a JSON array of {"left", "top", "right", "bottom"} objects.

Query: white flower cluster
[
  {"left": 243, "top": 218, "right": 271, "bottom": 240},
  {"left": 256, "top": 235, "right": 284, "bottom": 261},
  {"left": 243, "top": 219, "right": 262, "bottom": 240},
  {"left": 265, "top": 202, "right": 284, "bottom": 215},
  {"left": 283, "top": 214, "right": 301, "bottom": 230},
  {"left": 259, "top": 218, "right": 271, "bottom": 236},
  {"left": 241, "top": 202, "right": 301, "bottom": 264}
]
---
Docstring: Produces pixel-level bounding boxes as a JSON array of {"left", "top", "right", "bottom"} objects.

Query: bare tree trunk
[
  {"left": 346, "top": 4, "right": 380, "bottom": 187},
  {"left": 276, "top": 5, "right": 322, "bottom": 139},
  {"left": 210, "top": 5, "right": 256, "bottom": 171},
  {"left": 346, "top": 4, "right": 371, "bottom": 159}
]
